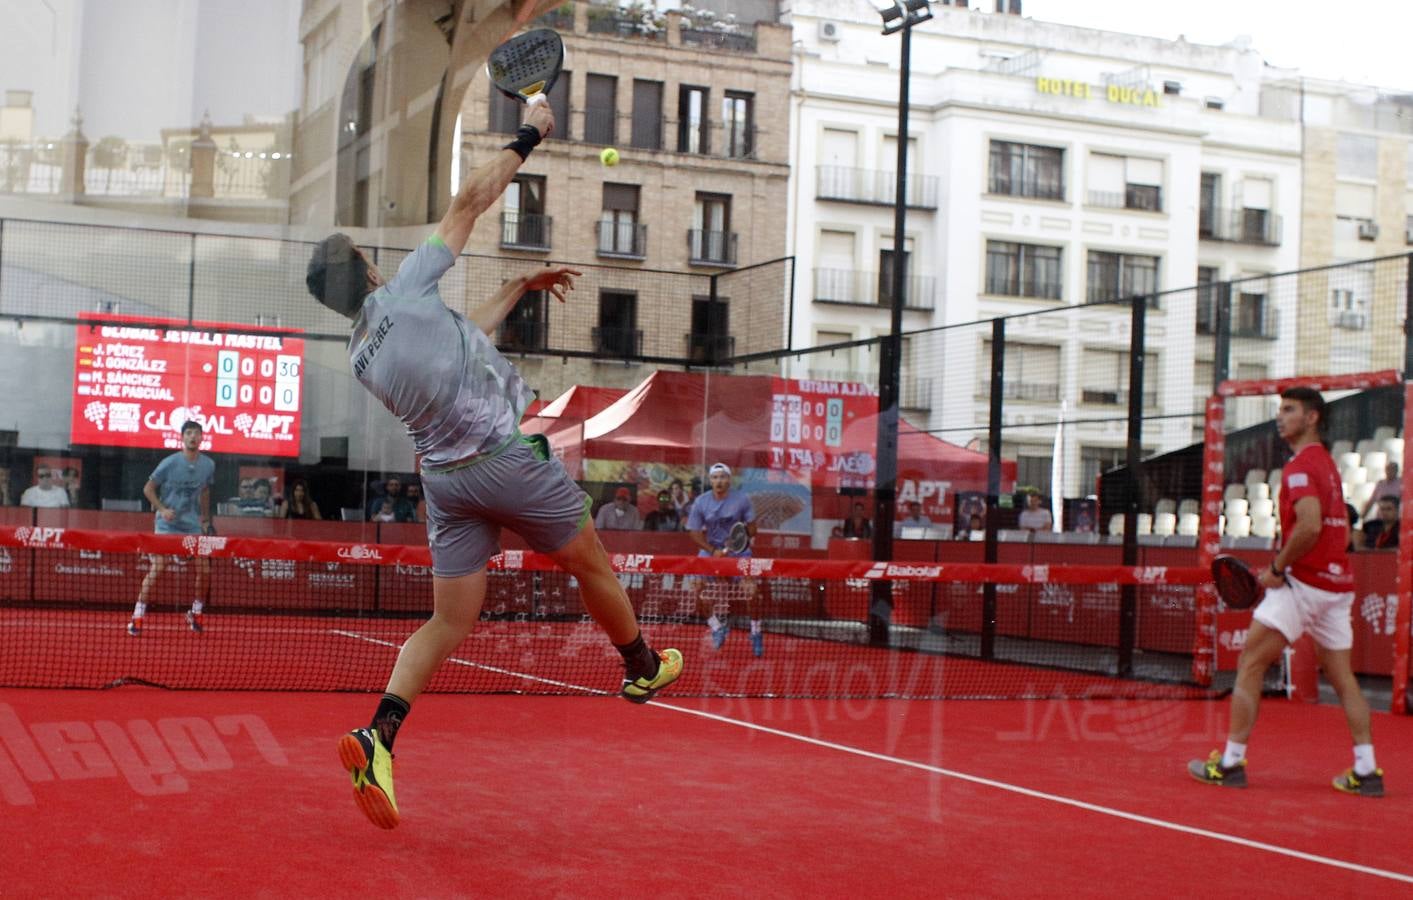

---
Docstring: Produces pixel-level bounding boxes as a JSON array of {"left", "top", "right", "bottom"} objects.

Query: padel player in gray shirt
[{"left": 307, "top": 99, "right": 682, "bottom": 831}]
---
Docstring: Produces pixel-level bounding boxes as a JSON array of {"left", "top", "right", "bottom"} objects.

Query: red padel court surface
[{"left": 5, "top": 688, "right": 1410, "bottom": 896}]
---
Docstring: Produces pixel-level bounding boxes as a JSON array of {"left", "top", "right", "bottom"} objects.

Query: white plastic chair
[
  {"left": 1224, "top": 498, "right": 1249, "bottom": 519},
  {"left": 1177, "top": 512, "right": 1200, "bottom": 536},
  {"left": 1339, "top": 452, "right": 1362, "bottom": 472},
  {"left": 1373, "top": 425, "right": 1396, "bottom": 443},
  {"left": 1346, "top": 467, "right": 1369, "bottom": 486},
  {"left": 1109, "top": 514, "right": 1125, "bottom": 536},
  {"left": 1226, "top": 515, "right": 1252, "bottom": 537},
  {"left": 1154, "top": 512, "right": 1177, "bottom": 536},
  {"left": 1383, "top": 437, "right": 1404, "bottom": 460},
  {"left": 1363, "top": 451, "right": 1388, "bottom": 474},
  {"left": 1357, "top": 439, "right": 1379, "bottom": 457},
  {"left": 1137, "top": 513, "right": 1153, "bottom": 535},
  {"left": 1247, "top": 482, "right": 1270, "bottom": 501},
  {"left": 1354, "top": 482, "right": 1376, "bottom": 511},
  {"left": 1249, "top": 498, "right": 1273, "bottom": 518},
  {"left": 1251, "top": 515, "right": 1276, "bottom": 538},
  {"left": 1154, "top": 498, "right": 1177, "bottom": 517},
  {"left": 1244, "top": 468, "right": 1267, "bottom": 487},
  {"left": 1223, "top": 483, "right": 1246, "bottom": 502},
  {"left": 1178, "top": 499, "right": 1200, "bottom": 518},
  {"left": 1330, "top": 440, "right": 1353, "bottom": 459}
]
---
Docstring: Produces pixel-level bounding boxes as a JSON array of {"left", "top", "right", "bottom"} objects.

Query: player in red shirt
[{"left": 1189, "top": 387, "right": 1383, "bottom": 796}]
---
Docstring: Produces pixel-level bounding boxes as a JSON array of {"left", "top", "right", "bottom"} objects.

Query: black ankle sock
[
  {"left": 615, "top": 633, "right": 659, "bottom": 681},
  {"left": 370, "top": 693, "right": 410, "bottom": 750}
]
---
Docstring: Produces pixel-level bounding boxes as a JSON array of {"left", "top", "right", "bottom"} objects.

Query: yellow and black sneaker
[
  {"left": 1187, "top": 750, "right": 1248, "bottom": 788},
  {"left": 1332, "top": 767, "right": 1385, "bottom": 798},
  {"left": 621, "top": 648, "right": 684, "bottom": 704},
  {"left": 338, "top": 727, "right": 399, "bottom": 829}
]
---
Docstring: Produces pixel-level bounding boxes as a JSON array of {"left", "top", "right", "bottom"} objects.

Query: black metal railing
[
  {"left": 815, "top": 165, "right": 939, "bottom": 209},
  {"left": 684, "top": 332, "right": 735, "bottom": 364},
  {"left": 500, "top": 212, "right": 552, "bottom": 250},
  {"left": 1086, "top": 186, "right": 1163, "bottom": 213},
  {"left": 978, "top": 381, "right": 1062, "bottom": 403},
  {"left": 1199, "top": 207, "right": 1282, "bottom": 245},
  {"left": 680, "top": 27, "right": 756, "bottom": 52},
  {"left": 688, "top": 229, "right": 737, "bottom": 265},
  {"left": 592, "top": 325, "right": 644, "bottom": 357},
  {"left": 900, "top": 378, "right": 933, "bottom": 410},
  {"left": 1196, "top": 297, "right": 1280, "bottom": 339},
  {"left": 1081, "top": 387, "right": 1158, "bottom": 408},
  {"left": 596, "top": 221, "right": 647, "bottom": 258},
  {"left": 813, "top": 268, "right": 936, "bottom": 311},
  {"left": 586, "top": 12, "right": 665, "bottom": 40}
]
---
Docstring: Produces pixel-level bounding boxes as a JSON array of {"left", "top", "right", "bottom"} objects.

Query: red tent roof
[{"left": 521, "top": 385, "right": 628, "bottom": 478}]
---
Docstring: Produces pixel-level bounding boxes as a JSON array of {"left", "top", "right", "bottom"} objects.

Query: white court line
[
  {"left": 330, "top": 629, "right": 1412, "bottom": 885},
  {"left": 331, "top": 629, "right": 610, "bottom": 696},
  {"left": 654, "top": 702, "right": 1413, "bottom": 885}
]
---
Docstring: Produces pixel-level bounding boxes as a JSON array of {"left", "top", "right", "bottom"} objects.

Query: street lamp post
[{"left": 868, "top": 0, "right": 932, "bottom": 646}]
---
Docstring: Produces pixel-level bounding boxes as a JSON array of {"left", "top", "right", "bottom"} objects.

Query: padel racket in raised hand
[
  {"left": 1211, "top": 555, "right": 1264, "bottom": 610},
  {"left": 725, "top": 521, "right": 751, "bottom": 555},
  {"left": 487, "top": 28, "right": 564, "bottom": 106}
]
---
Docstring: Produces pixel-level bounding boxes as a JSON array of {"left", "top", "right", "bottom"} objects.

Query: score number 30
[{"left": 215, "top": 351, "right": 301, "bottom": 412}]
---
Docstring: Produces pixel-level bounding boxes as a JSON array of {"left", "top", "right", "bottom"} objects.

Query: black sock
[
  {"left": 370, "top": 693, "right": 410, "bottom": 751},
  {"left": 615, "top": 633, "right": 660, "bottom": 681}
]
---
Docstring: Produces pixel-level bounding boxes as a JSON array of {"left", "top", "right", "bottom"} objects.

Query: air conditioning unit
[
  {"left": 818, "top": 20, "right": 841, "bottom": 42},
  {"left": 1357, "top": 220, "right": 1380, "bottom": 241}
]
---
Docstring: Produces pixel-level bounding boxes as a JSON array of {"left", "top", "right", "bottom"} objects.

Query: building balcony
[
  {"left": 1196, "top": 300, "right": 1280, "bottom": 340},
  {"left": 586, "top": 11, "right": 666, "bottom": 40},
  {"left": 813, "top": 268, "right": 936, "bottom": 312},
  {"left": 815, "top": 165, "right": 938, "bottom": 209},
  {"left": 1199, "top": 207, "right": 1282, "bottom": 246},
  {"left": 687, "top": 229, "right": 737, "bottom": 266},
  {"left": 1086, "top": 186, "right": 1163, "bottom": 213},
  {"left": 680, "top": 27, "right": 757, "bottom": 53},
  {"left": 592, "top": 326, "right": 643, "bottom": 358},
  {"left": 1081, "top": 387, "right": 1158, "bottom": 408},
  {"left": 900, "top": 378, "right": 933, "bottom": 411},
  {"left": 596, "top": 221, "right": 647, "bottom": 259},
  {"left": 497, "top": 319, "right": 548, "bottom": 353},
  {"left": 976, "top": 381, "right": 1062, "bottom": 403},
  {"left": 500, "top": 212, "right": 552, "bottom": 251},
  {"left": 684, "top": 332, "right": 735, "bottom": 365},
  {"left": 1329, "top": 309, "right": 1370, "bottom": 331}
]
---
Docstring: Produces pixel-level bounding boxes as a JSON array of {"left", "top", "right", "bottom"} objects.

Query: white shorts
[{"left": 1253, "top": 574, "right": 1354, "bottom": 650}]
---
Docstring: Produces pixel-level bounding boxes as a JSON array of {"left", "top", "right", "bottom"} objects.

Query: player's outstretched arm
[
  {"left": 435, "top": 102, "right": 554, "bottom": 257},
  {"left": 469, "top": 266, "right": 581, "bottom": 335}
]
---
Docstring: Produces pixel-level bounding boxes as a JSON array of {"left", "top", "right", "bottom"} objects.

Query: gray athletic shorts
[{"left": 420, "top": 434, "right": 590, "bottom": 577}]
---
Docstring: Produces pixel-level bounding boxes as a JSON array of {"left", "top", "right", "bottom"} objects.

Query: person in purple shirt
[{"left": 688, "top": 463, "right": 763, "bottom": 656}]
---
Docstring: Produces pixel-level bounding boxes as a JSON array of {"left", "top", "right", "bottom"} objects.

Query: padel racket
[
  {"left": 487, "top": 28, "right": 564, "bottom": 106},
  {"left": 725, "top": 521, "right": 751, "bottom": 554},
  {"left": 1211, "top": 555, "right": 1264, "bottom": 610}
]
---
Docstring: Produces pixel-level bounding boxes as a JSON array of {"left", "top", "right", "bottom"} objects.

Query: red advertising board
[{"left": 69, "top": 314, "right": 304, "bottom": 457}]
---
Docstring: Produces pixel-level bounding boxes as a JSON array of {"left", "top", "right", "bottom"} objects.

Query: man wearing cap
[
  {"left": 688, "top": 463, "right": 763, "bottom": 656},
  {"left": 595, "top": 486, "right": 642, "bottom": 531},
  {"left": 306, "top": 96, "right": 681, "bottom": 831}
]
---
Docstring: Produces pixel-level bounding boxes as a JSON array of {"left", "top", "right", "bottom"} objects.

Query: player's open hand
[{"left": 524, "top": 266, "right": 581, "bottom": 303}]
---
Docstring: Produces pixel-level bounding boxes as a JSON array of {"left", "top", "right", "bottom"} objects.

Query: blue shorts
[{"left": 420, "top": 434, "right": 590, "bottom": 577}]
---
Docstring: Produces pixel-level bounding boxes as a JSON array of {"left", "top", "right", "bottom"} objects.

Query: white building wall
[{"left": 786, "top": 1, "right": 1302, "bottom": 499}]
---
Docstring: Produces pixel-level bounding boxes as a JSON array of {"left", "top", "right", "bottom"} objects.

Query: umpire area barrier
[{"left": 0, "top": 526, "right": 1211, "bottom": 698}]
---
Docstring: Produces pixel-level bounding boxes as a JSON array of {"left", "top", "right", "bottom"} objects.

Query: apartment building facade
[{"left": 785, "top": 1, "right": 1302, "bottom": 497}]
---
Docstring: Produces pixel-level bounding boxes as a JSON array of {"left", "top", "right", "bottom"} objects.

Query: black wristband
[{"left": 502, "top": 124, "right": 543, "bottom": 161}]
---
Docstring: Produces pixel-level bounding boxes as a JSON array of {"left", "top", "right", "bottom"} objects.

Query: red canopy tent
[
  {"left": 576, "top": 371, "right": 1013, "bottom": 525},
  {"left": 521, "top": 385, "right": 627, "bottom": 477}
]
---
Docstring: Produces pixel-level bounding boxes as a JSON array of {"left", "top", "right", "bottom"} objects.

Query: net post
[
  {"left": 981, "top": 317, "right": 1005, "bottom": 661},
  {"left": 1117, "top": 295, "right": 1146, "bottom": 677},
  {"left": 1192, "top": 392, "right": 1226, "bottom": 686},
  {"left": 1213, "top": 280, "right": 1232, "bottom": 387}
]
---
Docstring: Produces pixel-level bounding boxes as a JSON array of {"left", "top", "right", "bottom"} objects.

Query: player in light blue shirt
[
  {"left": 306, "top": 98, "right": 681, "bottom": 830},
  {"left": 688, "top": 463, "right": 763, "bottom": 656},
  {"left": 127, "top": 419, "right": 215, "bottom": 636}
]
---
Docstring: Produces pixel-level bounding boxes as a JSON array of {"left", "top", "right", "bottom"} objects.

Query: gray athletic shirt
[{"left": 349, "top": 237, "right": 532, "bottom": 469}]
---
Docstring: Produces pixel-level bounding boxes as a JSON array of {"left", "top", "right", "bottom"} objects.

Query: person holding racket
[
  {"left": 306, "top": 30, "right": 681, "bottom": 830},
  {"left": 688, "top": 463, "right": 763, "bottom": 656},
  {"left": 1188, "top": 387, "right": 1382, "bottom": 796}
]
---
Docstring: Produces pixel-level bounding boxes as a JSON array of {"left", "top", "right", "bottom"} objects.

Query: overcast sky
[{"left": 1024, "top": 0, "right": 1413, "bottom": 93}]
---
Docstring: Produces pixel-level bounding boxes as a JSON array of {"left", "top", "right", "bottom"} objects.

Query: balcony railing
[
  {"left": 1196, "top": 299, "right": 1280, "bottom": 339},
  {"left": 815, "top": 165, "right": 939, "bottom": 209},
  {"left": 813, "top": 268, "right": 936, "bottom": 311},
  {"left": 1198, "top": 207, "right": 1282, "bottom": 245},
  {"left": 1086, "top": 186, "right": 1163, "bottom": 213},
  {"left": 900, "top": 378, "right": 933, "bottom": 411},
  {"left": 684, "top": 332, "right": 735, "bottom": 365},
  {"left": 1330, "top": 309, "right": 1370, "bottom": 331},
  {"left": 1085, "top": 285, "right": 1163, "bottom": 310},
  {"left": 497, "top": 319, "right": 548, "bottom": 353},
  {"left": 977, "top": 381, "right": 1062, "bottom": 403},
  {"left": 688, "top": 229, "right": 737, "bottom": 266},
  {"left": 680, "top": 27, "right": 757, "bottom": 53},
  {"left": 596, "top": 221, "right": 647, "bottom": 258},
  {"left": 586, "top": 12, "right": 666, "bottom": 40},
  {"left": 500, "top": 212, "right": 552, "bottom": 250},
  {"left": 1081, "top": 387, "right": 1158, "bottom": 408},
  {"left": 592, "top": 325, "right": 644, "bottom": 358}
]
